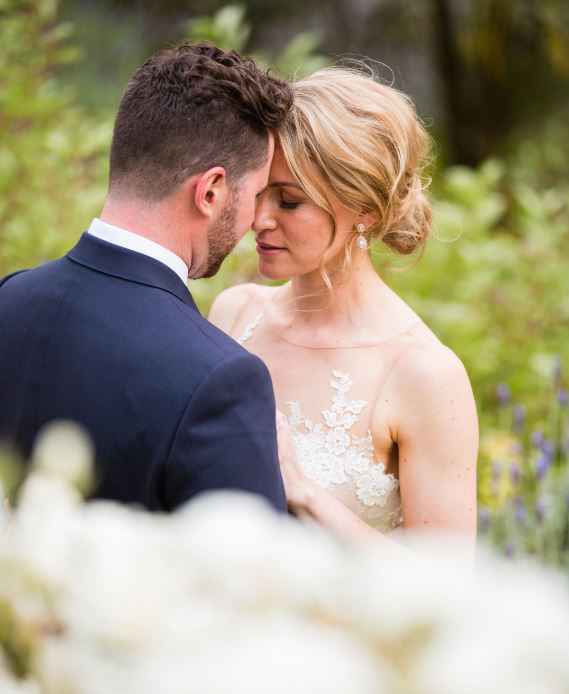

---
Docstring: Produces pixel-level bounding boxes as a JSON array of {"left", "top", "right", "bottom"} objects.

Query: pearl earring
[{"left": 355, "top": 223, "right": 368, "bottom": 251}]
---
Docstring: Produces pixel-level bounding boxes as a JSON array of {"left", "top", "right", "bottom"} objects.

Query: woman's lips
[{"left": 256, "top": 241, "right": 286, "bottom": 255}]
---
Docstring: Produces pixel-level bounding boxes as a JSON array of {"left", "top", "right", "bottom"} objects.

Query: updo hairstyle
[{"left": 279, "top": 66, "right": 432, "bottom": 255}]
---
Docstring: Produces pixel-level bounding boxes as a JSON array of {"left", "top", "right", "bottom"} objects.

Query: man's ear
[{"left": 192, "top": 166, "right": 229, "bottom": 219}]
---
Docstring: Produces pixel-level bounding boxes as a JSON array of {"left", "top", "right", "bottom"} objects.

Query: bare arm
[{"left": 392, "top": 346, "right": 478, "bottom": 538}]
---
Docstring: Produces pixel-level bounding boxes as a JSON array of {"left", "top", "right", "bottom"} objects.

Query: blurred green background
[{"left": 1, "top": 0, "right": 568, "bottom": 560}]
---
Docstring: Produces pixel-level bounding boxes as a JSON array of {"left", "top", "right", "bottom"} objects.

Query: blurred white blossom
[
  {"left": 2, "top": 428, "right": 569, "bottom": 693},
  {"left": 32, "top": 421, "right": 93, "bottom": 493},
  {"left": 0, "top": 482, "right": 10, "bottom": 531}
]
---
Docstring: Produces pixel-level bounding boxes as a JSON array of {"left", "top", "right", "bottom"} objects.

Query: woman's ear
[
  {"left": 192, "top": 166, "right": 229, "bottom": 218},
  {"left": 356, "top": 211, "right": 379, "bottom": 231}
]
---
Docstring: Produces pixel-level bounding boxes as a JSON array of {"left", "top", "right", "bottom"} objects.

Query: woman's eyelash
[{"left": 280, "top": 201, "right": 299, "bottom": 209}]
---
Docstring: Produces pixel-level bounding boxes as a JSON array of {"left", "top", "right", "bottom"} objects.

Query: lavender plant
[{"left": 479, "top": 358, "right": 569, "bottom": 569}]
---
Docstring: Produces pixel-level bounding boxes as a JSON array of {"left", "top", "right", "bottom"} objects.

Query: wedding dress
[{"left": 238, "top": 312, "right": 410, "bottom": 533}]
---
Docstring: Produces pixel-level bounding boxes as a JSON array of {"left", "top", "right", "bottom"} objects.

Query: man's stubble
[{"left": 201, "top": 190, "right": 240, "bottom": 278}]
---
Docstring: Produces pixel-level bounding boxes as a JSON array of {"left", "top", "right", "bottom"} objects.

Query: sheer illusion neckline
[
  {"left": 236, "top": 301, "right": 406, "bottom": 532},
  {"left": 238, "top": 310, "right": 423, "bottom": 350}
]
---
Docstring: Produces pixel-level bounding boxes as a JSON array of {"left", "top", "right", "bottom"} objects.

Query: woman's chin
[
  {"left": 258, "top": 267, "right": 289, "bottom": 281},
  {"left": 257, "top": 259, "right": 290, "bottom": 281}
]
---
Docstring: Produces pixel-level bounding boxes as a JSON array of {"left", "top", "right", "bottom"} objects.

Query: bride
[{"left": 209, "top": 66, "right": 478, "bottom": 548}]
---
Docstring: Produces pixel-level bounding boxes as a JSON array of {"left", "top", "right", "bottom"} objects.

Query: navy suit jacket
[{"left": 0, "top": 232, "right": 287, "bottom": 512}]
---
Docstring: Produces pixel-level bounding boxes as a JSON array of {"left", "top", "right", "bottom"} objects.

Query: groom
[{"left": 0, "top": 43, "right": 293, "bottom": 512}]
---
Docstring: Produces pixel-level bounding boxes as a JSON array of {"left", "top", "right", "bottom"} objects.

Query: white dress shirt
[{"left": 87, "top": 218, "right": 189, "bottom": 285}]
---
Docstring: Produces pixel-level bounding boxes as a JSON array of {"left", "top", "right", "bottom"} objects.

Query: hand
[{"left": 275, "top": 410, "right": 314, "bottom": 513}]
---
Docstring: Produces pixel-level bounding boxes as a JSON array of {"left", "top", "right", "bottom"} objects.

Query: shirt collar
[{"left": 87, "top": 218, "right": 189, "bottom": 285}]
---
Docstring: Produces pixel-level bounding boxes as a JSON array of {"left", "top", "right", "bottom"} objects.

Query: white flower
[
  {"left": 172, "top": 491, "right": 285, "bottom": 605},
  {"left": 5, "top": 473, "right": 80, "bottom": 596},
  {"left": 188, "top": 615, "right": 390, "bottom": 694},
  {"left": 6, "top": 473, "right": 569, "bottom": 694},
  {"left": 0, "top": 481, "right": 10, "bottom": 531},
  {"left": 0, "top": 671, "right": 39, "bottom": 694},
  {"left": 32, "top": 421, "right": 93, "bottom": 492},
  {"left": 416, "top": 551, "right": 569, "bottom": 694},
  {"left": 60, "top": 501, "right": 184, "bottom": 653}
]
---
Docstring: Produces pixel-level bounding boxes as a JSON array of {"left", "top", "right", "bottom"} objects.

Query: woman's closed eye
[{"left": 279, "top": 197, "right": 300, "bottom": 210}]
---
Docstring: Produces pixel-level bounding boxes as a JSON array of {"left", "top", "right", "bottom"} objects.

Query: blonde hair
[{"left": 279, "top": 65, "right": 433, "bottom": 258}]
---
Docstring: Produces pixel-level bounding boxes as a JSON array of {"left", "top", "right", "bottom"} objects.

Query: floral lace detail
[
  {"left": 237, "top": 313, "right": 402, "bottom": 532},
  {"left": 238, "top": 312, "right": 263, "bottom": 344},
  {"left": 287, "top": 371, "right": 402, "bottom": 531}
]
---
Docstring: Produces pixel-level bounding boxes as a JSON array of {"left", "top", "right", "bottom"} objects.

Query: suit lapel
[{"left": 67, "top": 232, "right": 199, "bottom": 312}]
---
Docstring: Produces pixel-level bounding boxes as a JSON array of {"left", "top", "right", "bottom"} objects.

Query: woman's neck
[{"left": 276, "top": 251, "right": 395, "bottom": 343}]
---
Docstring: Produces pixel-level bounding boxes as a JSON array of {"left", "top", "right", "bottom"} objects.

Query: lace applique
[
  {"left": 287, "top": 371, "right": 402, "bottom": 530},
  {"left": 238, "top": 312, "right": 263, "bottom": 344},
  {"left": 236, "top": 311, "right": 402, "bottom": 531}
]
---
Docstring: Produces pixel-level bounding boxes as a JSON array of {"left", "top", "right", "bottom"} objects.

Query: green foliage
[
  {"left": 0, "top": 445, "right": 24, "bottom": 506},
  {"left": 0, "top": 598, "right": 35, "bottom": 679},
  {"left": 385, "top": 159, "right": 569, "bottom": 428},
  {"left": 462, "top": 0, "right": 569, "bottom": 78},
  {"left": 55, "top": 2, "right": 148, "bottom": 114},
  {"left": 187, "top": 3, "right": 329, "bottom": 78},
  {"left": 0, "top": 0, "right": 110, "bottom": 275},
  {"left": 272, "top": 32, "right": 328, "bottom": 79},
  {"left": 189, "top": 5, "right": 252, "bottom": 52}
]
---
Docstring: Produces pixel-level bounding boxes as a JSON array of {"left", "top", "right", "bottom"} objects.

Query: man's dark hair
[{"left": 109, "top": 42, "right": 293, "bottom": 200}]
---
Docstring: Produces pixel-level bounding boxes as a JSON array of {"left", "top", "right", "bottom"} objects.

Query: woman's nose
[{"left": 252, "top": 198, "right": 277, "bottom": 233}]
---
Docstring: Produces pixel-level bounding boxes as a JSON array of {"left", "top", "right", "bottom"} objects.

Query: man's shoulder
[
  {"left": 0, "top": 269, "right": 28, "bottom": 287},
  {"left": 182, "top": 302, "right": 245, "bottom": 357},
  {"left": 0, "top": 258, "right": 64, "bottom": 288},
  {"left": 155, "top": 309, "right": 273, "bottom": 421},
  {"left": 156, "top": 293, "right": 258, "bottom": 374}
]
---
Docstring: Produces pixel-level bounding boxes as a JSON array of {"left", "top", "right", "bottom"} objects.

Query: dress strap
[{"left": 237, "top": 312, "right": 264, "bottom": 344}]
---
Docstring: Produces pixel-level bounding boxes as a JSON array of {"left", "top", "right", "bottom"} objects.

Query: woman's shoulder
[
  {"left": 208, "top": 282, "right": 276, "bottom": 335},
  {"left": 389, "top": 323, "right": 473, "bottom": 404},
  {"left": 371, "top": 323, "right": 475, "bottom": 445}
]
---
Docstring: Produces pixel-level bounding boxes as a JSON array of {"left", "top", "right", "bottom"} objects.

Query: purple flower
[
  {"left": 497, "top": 383, "right": 511, "bottom": 407},
  {"left": 514, "top": 496, "right": 527, "bottom": 525},
  {"left": 531, "top": 430, "right": 545, "bottom": 449},
  {"left": 535, "top": 454, "right": 551, "bottom": 481},
  {"left": 513, "top": 405, "right": 526, "bottom": 432},
  {"left": 540, "top": 439, "right": 555, "bottom": 459},
  {"left": 510, "top": 462, "right": 521, "bottom": 485},
  {"left": 558, "top": 389, "right": 569, "bottom": 408},
  {"left": 491, "top": 460, "right": 502, "bottom": 482},
  {"left": 505, "top": 543, "right": 515, "bottom": 558}
]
